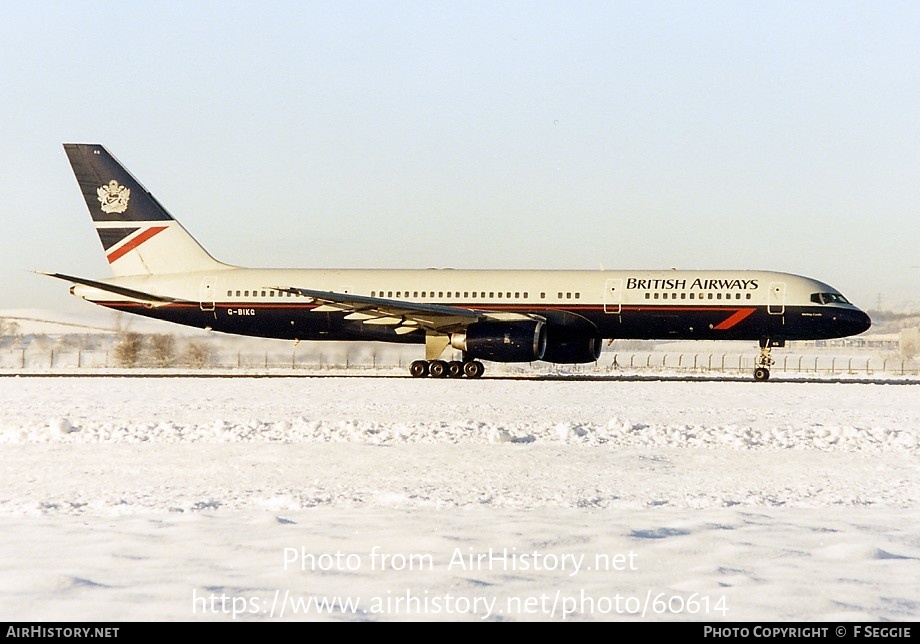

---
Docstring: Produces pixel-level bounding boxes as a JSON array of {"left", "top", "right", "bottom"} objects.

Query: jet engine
[
  {"left": 541, "top": 332, "right": 603, "bottom": 364},
  {"left": 451, "top": 321, "right": 546, "bottom": 362}
]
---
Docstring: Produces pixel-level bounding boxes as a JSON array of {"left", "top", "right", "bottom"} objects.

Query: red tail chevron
[{"left": 105, "top": 226, "right": 168, "bottom": 264}]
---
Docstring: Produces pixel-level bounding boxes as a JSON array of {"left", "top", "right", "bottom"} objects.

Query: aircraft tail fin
[{"left": 63, "top": 143, "right": 230, "bottom": 277}]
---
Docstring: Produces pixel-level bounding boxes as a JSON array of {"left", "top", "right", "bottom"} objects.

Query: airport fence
[{"left": 1, "top": 347, "right": 918, "bottom": 377}]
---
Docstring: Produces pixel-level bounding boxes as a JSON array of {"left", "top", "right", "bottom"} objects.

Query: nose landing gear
[
  {"left": 753, "top": 339, "right": 783, "bottom": 381},
  {"left": 754, "top": 348, "right": 773, "bottom": 381}
]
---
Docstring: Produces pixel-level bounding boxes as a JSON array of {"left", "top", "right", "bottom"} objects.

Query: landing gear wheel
[
  {"left": 753, "top": 343, "right": 775, "bottom": 382},
  {"left": 463, "top": 360, "right": 485, "bottom": 378},
  {"left": 408, "top": 358, "right": 485, "bottom": 379},
  {"left": 428, "top": 360, "right": 448, "bottom": 378}
]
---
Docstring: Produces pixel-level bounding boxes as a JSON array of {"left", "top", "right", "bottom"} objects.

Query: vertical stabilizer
[{"left": 63, "top": 144, "right": 230, "bottom": 276}]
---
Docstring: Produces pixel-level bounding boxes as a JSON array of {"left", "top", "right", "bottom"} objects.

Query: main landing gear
[
  {"left": 413, "top": 335, "right": 485, "bottom": 379},
  {"left": 753, "top": 339, "right": 781, "bottom": 381},
  {"left": 409, "top": 359, "right": 485, "bottom": 379}
]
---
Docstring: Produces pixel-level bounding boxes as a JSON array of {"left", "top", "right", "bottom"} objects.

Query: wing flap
[{"left": 362, "top": 316, "right": 404, "bottom": 325}]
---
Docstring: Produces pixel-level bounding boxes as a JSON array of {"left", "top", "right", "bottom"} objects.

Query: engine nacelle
[
  {"left": 451, "top": 321, "right": 547, "bottom": 362},
  {"left": 542, "top": 333, "right": 603, "bottom": 364}
]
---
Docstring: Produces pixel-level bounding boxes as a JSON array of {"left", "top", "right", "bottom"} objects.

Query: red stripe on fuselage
[
  {"left": 713, "top": 307, "right": 756, "bottom": 330},
  {"left": 106, "top": 226, "right": 168, "bottom": 263}
]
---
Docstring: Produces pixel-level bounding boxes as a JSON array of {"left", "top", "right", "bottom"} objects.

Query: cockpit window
[{"left": 811, "top": 292, "right": 850, "bottom": 305}]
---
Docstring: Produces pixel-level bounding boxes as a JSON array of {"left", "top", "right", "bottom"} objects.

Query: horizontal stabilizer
[{"left": 37, "top": 271, "right": 188, "bottom": 305}]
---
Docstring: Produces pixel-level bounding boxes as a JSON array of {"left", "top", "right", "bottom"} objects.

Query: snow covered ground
[{"left": 0, "top": 375, "right": 918, "bottom": 622}]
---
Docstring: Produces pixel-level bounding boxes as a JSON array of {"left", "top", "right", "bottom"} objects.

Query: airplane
[{"left": 41, "top": 143, "right": 872, "bottom": 381}]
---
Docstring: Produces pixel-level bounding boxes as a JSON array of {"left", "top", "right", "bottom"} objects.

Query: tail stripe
[
  {"left": 97, "top": 227, "right": 139, "bottom": 251},
  {"left": 106, "top": 225, "right": 169, "bottom": 263}
]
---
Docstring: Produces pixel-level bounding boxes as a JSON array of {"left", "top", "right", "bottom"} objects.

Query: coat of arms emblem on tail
[{"left": 97, "top": 180, "right": 131, "bottom": 214}]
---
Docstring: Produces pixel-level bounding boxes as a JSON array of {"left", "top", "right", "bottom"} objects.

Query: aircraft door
[
  {"left": 199, "top": 276, "right": 217, "bottom": 312},
  {"left": 767, "top": 281, "right": 786, "bottom": 315},
  {"left": 604, "top": 278, "right": 622, "bottom": 314}
]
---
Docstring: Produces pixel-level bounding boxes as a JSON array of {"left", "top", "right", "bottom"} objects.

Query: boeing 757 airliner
[{"left": 42, "top": 144, "right": 871, "bottom": 380}]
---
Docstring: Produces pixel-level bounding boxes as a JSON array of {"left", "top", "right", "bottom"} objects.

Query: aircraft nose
[{"left": 843, "top": 309, "right": 872, "bottom": 335}]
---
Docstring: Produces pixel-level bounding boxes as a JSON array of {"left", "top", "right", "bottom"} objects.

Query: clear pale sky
[{"left": 2, "top": 1, "right": 919, "bottom": 314}]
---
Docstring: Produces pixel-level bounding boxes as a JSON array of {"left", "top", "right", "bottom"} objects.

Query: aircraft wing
[{"left": 273, "top": 287, "right": 543, "bottom": 335}]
